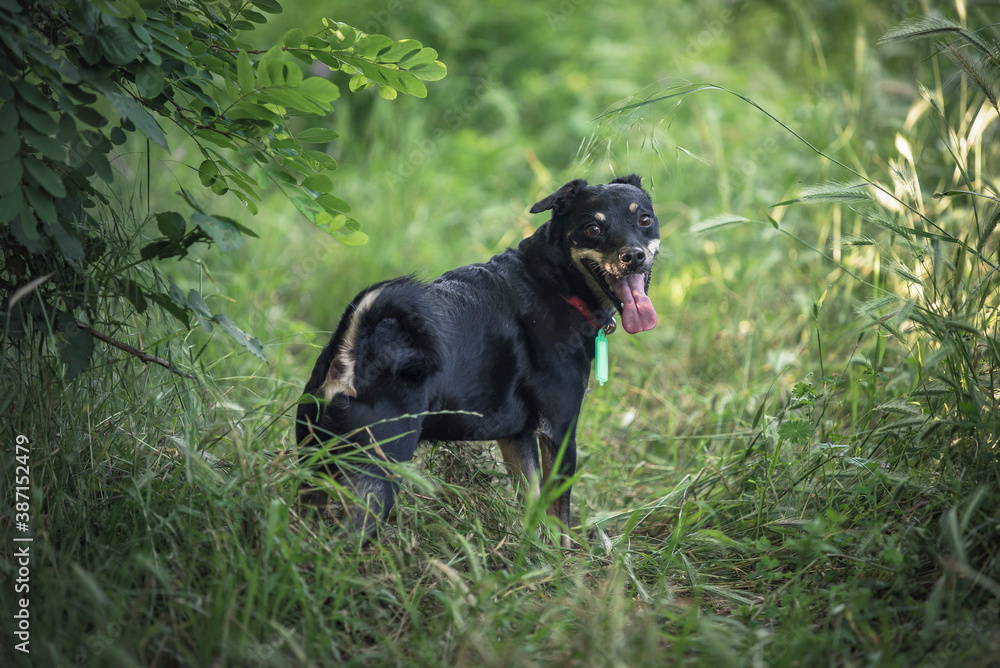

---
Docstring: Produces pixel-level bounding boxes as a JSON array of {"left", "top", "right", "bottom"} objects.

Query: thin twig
[{"left": 74, "top": 319, "right": 195, "bottom": 379}]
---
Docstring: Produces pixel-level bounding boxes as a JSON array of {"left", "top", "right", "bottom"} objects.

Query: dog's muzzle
[{"left": 581, "top": 257, "right": 657, "bottom": 334}]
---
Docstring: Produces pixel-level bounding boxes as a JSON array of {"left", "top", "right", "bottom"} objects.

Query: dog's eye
[
  {"left": 584, "top": 224, "right": 602, "bottom": 238},
  {"left": 639, "top": 215, "right": 653, "bottom": 228}
]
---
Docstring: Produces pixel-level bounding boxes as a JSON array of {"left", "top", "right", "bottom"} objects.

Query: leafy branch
[{"left": 0, "top": 0, "right": 446, "bottom": 377}]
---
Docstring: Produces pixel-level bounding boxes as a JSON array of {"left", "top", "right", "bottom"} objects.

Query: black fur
[{"left": 296, "top": 175, "right": 660, "bottom": 545}]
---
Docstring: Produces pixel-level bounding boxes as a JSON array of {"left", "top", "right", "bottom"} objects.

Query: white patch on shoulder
[
  {"left": 320, "top": 287, "right": 383, "bottom": 401},
  {"left": 629, "top": 202, "right": 638, "bottom": 212},
  {"left": 594, "top": 212, "right": 606, "bottom": 222}
]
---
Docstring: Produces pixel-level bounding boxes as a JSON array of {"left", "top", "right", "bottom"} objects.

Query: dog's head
[{"left": 530, "top": 174, "right": 659, "bottom": 334}]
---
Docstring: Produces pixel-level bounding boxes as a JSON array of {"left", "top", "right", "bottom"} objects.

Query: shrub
[{"left": 0, "top": 0, "right": 445, "bottom": 376}]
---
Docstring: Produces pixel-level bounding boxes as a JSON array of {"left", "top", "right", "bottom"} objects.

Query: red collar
[{"left": 561, "top": 295, "right": 616, "bottom": 334}]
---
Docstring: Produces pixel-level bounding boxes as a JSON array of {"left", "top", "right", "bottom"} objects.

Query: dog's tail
[
  {"left": 308, "top": 277, "right": 442, "bottom": 403},
  {"left": 348, "top": 278, "right": 442, "bottom": 394}
]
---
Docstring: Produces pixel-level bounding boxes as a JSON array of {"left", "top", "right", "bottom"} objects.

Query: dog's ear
[
  {"left": 610, "top": 174, "right": 642, "bottom": 189},
  {"left": 529, "top": 179, "right": 588, "bottom": 214}
]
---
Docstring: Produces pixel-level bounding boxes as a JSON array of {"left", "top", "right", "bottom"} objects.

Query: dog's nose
[{"left": 619, "top": 247, "right": 646, "bottom": 268}]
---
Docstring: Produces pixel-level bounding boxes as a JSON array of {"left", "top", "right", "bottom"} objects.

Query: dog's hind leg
[
  {"left": 538, "top": 432, "right": 577, "bottom": 548},
  {"left": 497, "top": 433, "right": 541, "bottom": 502}
]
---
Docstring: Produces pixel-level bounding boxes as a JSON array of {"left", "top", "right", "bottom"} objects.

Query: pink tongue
[{"left": 612, "top": 274, "right": 657, "bottom": 334}]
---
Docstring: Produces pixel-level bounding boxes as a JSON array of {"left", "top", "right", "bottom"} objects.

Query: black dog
[{"left": 296, "top": 175, "right": 659, "bottom": 546}]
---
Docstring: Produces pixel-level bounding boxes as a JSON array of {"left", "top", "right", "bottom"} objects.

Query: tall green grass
[
  {"left": 600, "top": 11, "right": 1000, "bottom": 665},
  {"left": 3, "top": 1, "right": 999, "bottom": 666}
]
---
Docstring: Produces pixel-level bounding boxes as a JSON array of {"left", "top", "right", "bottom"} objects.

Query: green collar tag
[{"left": 595, "top": 329, "right": 609, "bottom": 386}]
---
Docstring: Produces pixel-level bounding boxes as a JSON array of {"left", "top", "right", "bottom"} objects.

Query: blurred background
[{"left": 152, "top": 0, "right": 933, "bottom": 441}]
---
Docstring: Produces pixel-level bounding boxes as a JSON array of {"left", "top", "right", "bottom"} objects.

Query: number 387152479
[{"left": 14, "top": 434, "right": 30, "bottom": 523}]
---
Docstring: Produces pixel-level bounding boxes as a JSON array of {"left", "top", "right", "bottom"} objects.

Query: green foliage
[
  {"left": 0, "top": 0, "right": 445, "bottom": 376},
  {"left": 4, "top": 1, "right": 1000, "bottom": 666},
  {"left": 596, "top": 6, "right": 1000, "bottom": 663}
]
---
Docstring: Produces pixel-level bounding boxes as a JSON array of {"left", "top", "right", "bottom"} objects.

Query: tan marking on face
[
  {"left": 629, "top": 202, "right": 638, "bottom": 212},
  {"left": 570, "top": 247, "right": 618, "bottom": 305},
  {"left": 319, "top": 288, "right": 383, "bottom": 401},
  {"left": 647, "top": 238, "right": 661, "bottom": 255},
  {"left": 594, "top": 212, "right": 606, "bottom": 222},
  {"left": 570, "top": 247, "right": 606, "bottom": 267}
]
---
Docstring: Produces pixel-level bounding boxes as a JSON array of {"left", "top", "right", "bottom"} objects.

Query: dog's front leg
[
  {"left": 538, "top": 432, "right": 576, "bottom": 549},
  {"left": 497, "top": 433, "right": 541, "bottom": 502}
]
